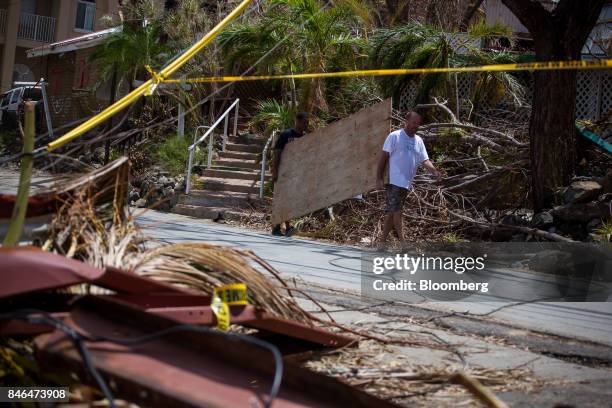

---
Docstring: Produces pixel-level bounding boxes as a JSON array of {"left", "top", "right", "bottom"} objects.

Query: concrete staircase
[{"left": 172, "top": 133, "right": 271, "bottom": 220}]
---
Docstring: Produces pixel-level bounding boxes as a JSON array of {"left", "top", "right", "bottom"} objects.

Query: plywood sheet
[{"left": 271, "top": 99, "right": 392, "bottom": 224}]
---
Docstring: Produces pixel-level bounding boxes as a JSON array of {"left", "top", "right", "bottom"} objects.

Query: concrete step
[
  {"left": 198, "top": 177, "right": 260, "bottom": 194},
  {"left": 171, "top": 204, "right": 246, "bottom": 221},
  {"left": 219, "top": 151, "right": 259, "bottom": 161},
  {"left": 178, "top": 190, "right": 254, "bottom": 207},
  {"left": 228, "top": 135, "right": 267, "bottom": 146},
  {"left": 213, "top": 159, "right": 260, "bottom": 170},
  {"left": 172, "top": 204, "right": 224, "bottom": 220},
  {"left": 203, "top": 168, "right": 271, "bottom": 181},
  {"left": 226, "top": 143, "right": 261, "bottom": 154}
]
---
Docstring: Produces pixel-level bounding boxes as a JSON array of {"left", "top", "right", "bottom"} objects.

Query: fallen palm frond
[
  {"left": 132, "top": 242, "right": 312, "bottom": 323},
  {"left": 43, "top": 187, "right": 313, "bottom": 322},
  {"left": 42, "top": 185, "right": 141, "bottom": 265}
]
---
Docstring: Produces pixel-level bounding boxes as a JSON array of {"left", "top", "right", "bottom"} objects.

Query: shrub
[
  {"left": 154, "top": 133, "right": 206, "bottom": 175},
  {"left": 594, "top": 220, "right": 612, "bottom": 242}
]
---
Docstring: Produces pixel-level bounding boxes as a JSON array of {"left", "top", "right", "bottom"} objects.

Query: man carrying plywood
[
  {"left": 376, "top": 112, "right": 442, "bottom": 245},
  {"left": 271, "top": 112, "right": 309, "bottom": 236}
]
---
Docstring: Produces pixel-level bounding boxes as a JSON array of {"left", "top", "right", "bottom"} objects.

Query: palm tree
[
  {"left": 249, "top": 99, "right": 296, "bottom": 136},
  {"left": 89, "top": 1, "right": 169, "bottom": 160},
  {"left": 369, "top": 21, "right": 526, "bottom": 112},
  {"left": 89, "top": 19, "right": 169, "bottom": 94},
  {"left": 218, "top": 0, "right": 367, "bottom": 114}
]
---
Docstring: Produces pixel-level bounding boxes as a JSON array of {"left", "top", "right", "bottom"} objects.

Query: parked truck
[{"left": 0, "top": 84, "right": 48, "bottom": 133}]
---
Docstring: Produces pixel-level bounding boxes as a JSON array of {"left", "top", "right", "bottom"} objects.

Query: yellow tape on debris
[
  {"left": 45, "top": 0, "right": 254, "bottom": 152},
  {"left": 211, "top": 283, "right": 248, "bottom": 330},
  {"left": 161, "top": 59, "right": 612, "bottom": 84}
]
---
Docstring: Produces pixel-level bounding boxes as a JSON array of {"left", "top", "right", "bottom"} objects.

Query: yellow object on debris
[{"left": 211, "top": 283, "right": 249, "bottom": 330}]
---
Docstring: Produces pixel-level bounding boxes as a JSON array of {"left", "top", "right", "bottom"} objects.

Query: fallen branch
[
  {"left": 490, "top": 224, "right": 575, "bottom": 242},
  {"left": 417, "top": 97, "right": 458, "bottom": 123},
  {"left": 444, "top": 169, "right": 505, "bottom": 192},
  {"left": 419, "top": 130, "right": 505, "bottom": 152},
  {"left": 450, "top": 371, "right": 509, "bottom": 408},
  {"left": 420, "top": 123, "right": 525, "bottom": 147},
  {"left": 412, "top": 191, "right": 575, "bottom": 242}
]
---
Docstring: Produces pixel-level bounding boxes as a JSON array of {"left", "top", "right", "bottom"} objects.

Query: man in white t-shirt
[{"left": 376, "top": 111, "right": 442, "bottom": 245}]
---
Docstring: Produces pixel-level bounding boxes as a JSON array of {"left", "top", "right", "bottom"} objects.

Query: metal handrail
[
  {"left": 185, "top": 98, "right": 239, "bottom": 194},
  {"left": 259, "top": 130, "right": 276, "bottom": 199}
]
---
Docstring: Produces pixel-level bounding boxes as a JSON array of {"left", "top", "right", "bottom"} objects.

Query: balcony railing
[
  {"left": 18, "top": 12, "right": 55, "bottom": 43},
  {"left": 0, "top": 9, "right": 7, "bottom": 35}
]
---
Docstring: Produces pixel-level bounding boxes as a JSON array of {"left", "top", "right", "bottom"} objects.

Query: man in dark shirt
[{"left": 271, "top": 111, "right": 309, "bottom": 236}]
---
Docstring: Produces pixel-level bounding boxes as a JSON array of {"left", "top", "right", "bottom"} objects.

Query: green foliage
[
  {"left": 263, "top": 180, "right": 275, "bottom": 198},
  {"left": 594, "top": 220, "right": 612, "bottom": 242},
  {"left": 313, "top": 219, "right": 341, "bottom": 239},
  {"left": 218, "top": 0, "right": 368, "bottom": 113},
  {"left": 249, "top": 99, "right": 297, "bottom": 135},
  {"left": 369, "top": 22, "right": 525, "bottom": 108},
  {"left": 154, "top": 133, "right": 206, "bottom": 175},
  {"left": 190, "top": 173, "right": 204, "bottom": 190},
  {"left": 441, "top": 232, "right": 465, "bottom": 243},
  {"left": 89, "top": 4, "right": 170, "bottom": 92},
  {"left": 467, "top": 20, "right": 512, "bottom": 41},
  {"left": 162, "top": 0, "right": 211, "bottom": 48},
  {"left": 109, "top": 147, "right": 122, "bottom": 163}
]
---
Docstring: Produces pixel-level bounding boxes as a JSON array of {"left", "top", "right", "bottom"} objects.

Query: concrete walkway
[{"left": 137, "top": 209, "right": 612, "bottom": 347}]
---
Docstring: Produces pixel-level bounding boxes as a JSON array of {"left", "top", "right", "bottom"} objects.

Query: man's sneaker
[
  {"left": 272, "top": 226, "right": 283, "bottom": 236},
  {"left": 285, "top": 226, "right": 296, "bottom": 237}
]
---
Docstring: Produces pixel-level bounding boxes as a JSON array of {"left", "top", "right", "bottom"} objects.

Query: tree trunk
[
  {"left": 529, "top": 69, "right": 578, "bottom": 211},
  {"left": 385, "top": 0, "right": 411, "bottom": 25},
  {"left": 460, "top": 0, "right": 485, "bottom": 30},
  {"left": 501, "top": 0, "right": 605, "bottom": 212}
]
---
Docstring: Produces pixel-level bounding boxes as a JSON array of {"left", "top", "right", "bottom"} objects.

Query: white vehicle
[{"left": 0, "top": 85, "right": 46, "bottom": 132}]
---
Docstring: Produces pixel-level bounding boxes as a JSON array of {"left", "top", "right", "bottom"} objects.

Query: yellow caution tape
[
  {"left": 46, "top": 6, "right": 609, "bottom": 154},
  {"left": 46, "top": 0, "right": 254, "bottom": 152},
  {"left": 161, "top": 59, "right": 612, "bottom": 84},
  {"left": 214, "top": 283, "right": 249, "bottom": 306},
  {"left": 211, "top": 283, "right": 248, "bottom": 330},
  {"left": 144, "top": 65, "right": 164, "bottom": 96},
  {"left": 210, "top": 295, "right": 230, "bottom": 330}
]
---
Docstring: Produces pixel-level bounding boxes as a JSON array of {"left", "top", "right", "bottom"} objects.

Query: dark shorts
[{"left": 385, "top": 184, "right": 408, "bottom": 213}]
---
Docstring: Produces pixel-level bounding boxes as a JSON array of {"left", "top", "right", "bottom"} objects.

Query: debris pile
[{"left": 2, "top": 161, "right": 524, "bottom": 407}]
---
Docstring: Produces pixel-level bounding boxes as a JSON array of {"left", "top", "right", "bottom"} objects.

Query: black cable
[
  {"left": 84, "top": 324, "right": 284, "bottom": 408},
  {"left": 1, "top": 309, "right": 283, "bottom": 408}
]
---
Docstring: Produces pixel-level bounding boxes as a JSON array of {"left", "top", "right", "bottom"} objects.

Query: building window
[{"left": 75, "top": 0, "right": 96, "bottom": 32}]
